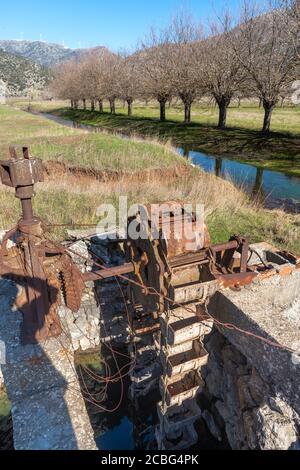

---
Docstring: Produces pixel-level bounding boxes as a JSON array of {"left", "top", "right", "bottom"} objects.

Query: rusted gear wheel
[{"left": 59, "top": 253, "right": 85, "bottom": 313}]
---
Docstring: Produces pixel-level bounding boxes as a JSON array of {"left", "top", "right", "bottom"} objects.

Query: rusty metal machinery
[
  {"left": 0, "top": 147, "right": 84, "bottom": 343},
  {"left": 1, "top": 147, "right": 298, "bottom": 346},
  {"left": 0, "top": 147, "right": 132, "bottom": 344},
  {"left": 125, "top": 202, "right": 211, "bottom": 315},
  {"left": 125, "top": 205, "right": 256, "bottom": 318}
]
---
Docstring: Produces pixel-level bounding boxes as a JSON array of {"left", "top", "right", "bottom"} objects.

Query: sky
[{"left": 0, "top": 0, "right": 243, "bottom": 51}]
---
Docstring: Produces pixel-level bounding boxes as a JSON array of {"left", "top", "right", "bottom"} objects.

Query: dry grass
[{"left": 1, "top": 166, "right": 299, "bottom": 252}]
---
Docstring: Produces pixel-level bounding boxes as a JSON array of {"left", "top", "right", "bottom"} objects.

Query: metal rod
[
  {"left": 210, "top": 240, "right": 239, "bottom": 253},
  {"left": 82, "top": 262, "right": 134, "bottom": 282},
  {"left": 21, "top": 198, "right": 34, "bottom": 221}
]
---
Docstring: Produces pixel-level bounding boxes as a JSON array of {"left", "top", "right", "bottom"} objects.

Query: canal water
[
  {"left": 180, "top": 148, "right": 300, "bottom": 211},
  {"left": 38, "top": 112, "right": 300, "bottom": 212},
  {"left": 78, "top": 346, "right": 229, "bottom": 451}
]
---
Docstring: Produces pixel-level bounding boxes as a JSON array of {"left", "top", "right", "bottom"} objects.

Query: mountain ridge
[{"left": 0, "top": 40, "right": 108, "bottom": 67}]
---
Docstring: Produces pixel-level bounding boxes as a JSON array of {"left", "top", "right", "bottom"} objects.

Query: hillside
[
  {"left": 0, "top": 40, "right": 108, "bottom": 67},
  {"left": 0, "top": 49, "right": 51, "bottom": 96}
]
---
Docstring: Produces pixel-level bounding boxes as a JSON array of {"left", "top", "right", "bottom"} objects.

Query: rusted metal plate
[
  {"left": 160, "top": 370, "right": 204, "bottom": 407},
  {"left": 215, "top": 271, "right": 258, "bottom": 289},
  {"left": 157, "top": 399, "right": 202, "bottom": 434},
  {"left": 160, "top": 309, "right": 202, "bottom": 346},
  {"left": 0, "top": 147, "right": 44, "bottom": 188},
  {"left": 132, "top": 315, "right": 160, "bottom": 336},
  {"left": 164, "top": 341, "right": 209, "bottom": 377},
  {"left": 172, "top": 279, "right": 219, "bottom": 304}
]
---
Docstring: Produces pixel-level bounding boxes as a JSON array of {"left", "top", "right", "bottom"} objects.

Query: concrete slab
[
  {"left": 207, "top": 270, "right": 300, "bottom": 416},
  {"left": 0, "top": 277, "right": 97, "bottom": 450}
]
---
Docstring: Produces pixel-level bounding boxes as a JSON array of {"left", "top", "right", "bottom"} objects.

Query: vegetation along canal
[{"left": 39, "top": 112, "right": 300, "bottom": 212}]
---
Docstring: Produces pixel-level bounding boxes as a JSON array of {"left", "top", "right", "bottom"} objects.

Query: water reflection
[
  {"left": 215, "top": 158, "right": 222, "bottom": 178},
  {"left": 184, "top": 149, "right": 300, "bottom": 212},
  {"left": 252, "top": 167, "right": 265, "bottom": 203},
  {"left": 182, "top": 145, "right": 190, "bottom": 159}
]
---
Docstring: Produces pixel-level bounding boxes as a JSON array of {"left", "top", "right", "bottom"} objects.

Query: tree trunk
[
  {"left": 127, "top": 98, "right": 133, "bottom": 117},
  {"left": 70, "top": 100, "right": 74, "bottom": 109},
  {"left": 158, "top": 99, "right": 167, "bottom": 121},
  {"left": 259, "top": 97, "right": 262, "bottom": 108},
  {"left": 184, "top": 102, "right": 192, "bottom": 123},
  {"left": 238, "top": 97, "right": 241, "bottom": 108},
  {"left": 217, "top": 97, "right": 230, "bottom": 129},
  {"left": 74, "top": 100, "right": 78, "bottom": 110},
  {"left": 83, "top": 99, "right": 86, "bottom": 110},
  {"left": 98, "top": 100, "right": 103, "bottom": 113},
  {"left": 91, "top": 100, "right": 95, "bottom": 111},
  {"left": 262, "top": 102, "right": 275, "bottom": 135},
  {"left": 109, "top": 98, "right": 116, "bottom": 114}
]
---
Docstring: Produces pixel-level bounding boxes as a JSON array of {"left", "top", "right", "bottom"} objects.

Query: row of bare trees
[{"left": 51, "top": 0, "right": 299, "bottom": 135}]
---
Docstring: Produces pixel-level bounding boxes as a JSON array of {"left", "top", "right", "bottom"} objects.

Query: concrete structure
[
  {"left": 0, "top": 277, "right": 97, "bottom": 449},
  {"left": 204, "top": 269, "right": 300, "bottom": 450},
  {"left": 0, "top": 235, "right": 99, "bottom": 450}
]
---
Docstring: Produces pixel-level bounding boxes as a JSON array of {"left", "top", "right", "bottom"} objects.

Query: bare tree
[
  {"left": 51, "top": 60, "right": 81, "bottom": 108},
  {"left": 166, "top": 13, "right": 204, "bottom": 123},
  {"left": 283, "top": 0, "right": 300, "bottom": 57},
  {"left": 116, "top": 52, "right": 138, "bottom": 116},
  {"left": 202, "top": 13, "right": 246, "bottom": 129},
  {"left": 233, "top": 0, "right": 298, "bottom": 134},
  {"left": 100, "top": 52, "right": 121, "bottom": 114},
  {"left": 137, "top": 30, "right": 174, "bottom": 121},
  {"left": 78, "top": 52, "right": 101, "bottom": 111}
]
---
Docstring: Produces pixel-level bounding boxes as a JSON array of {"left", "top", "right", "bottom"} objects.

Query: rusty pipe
[
  {"left": 82, "top": 262, "right": 135, "bottom": 282},
  {"left": 21, "top": 198, "right": 34, "bottom": 222},
  {"left": 210, "top": 240, "right": 239, "bottom": 253}
]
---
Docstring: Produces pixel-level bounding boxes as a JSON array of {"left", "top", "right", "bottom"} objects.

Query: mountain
[
  {"left": 0, "top": 49, "right": 51, "bottom": 95},
  {"left": 0, "top": 40, "right": 108, "bottom": 68}
]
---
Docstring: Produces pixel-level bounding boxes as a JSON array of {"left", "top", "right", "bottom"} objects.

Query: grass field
[
  {"left": 11, "top": 99, "right": 300, "bottom": 176},
  {"left": 0, "top": 103, "right": 300, "bottom": 253},
  {"left": 0, "top": 105, "right": 184, "bottom": 172}
]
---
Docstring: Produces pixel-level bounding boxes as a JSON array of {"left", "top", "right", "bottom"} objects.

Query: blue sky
[{"left": 0, "top": 0, "right": 242, "bottom": 51}]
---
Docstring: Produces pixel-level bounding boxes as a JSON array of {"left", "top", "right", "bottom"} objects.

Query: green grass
[
  {"left": 0, "top": 105, "right": 186, "bottom": 172},
  {"left": 74, "top": 350, "right": 103, "bottom": 372},
  {"left": 11, "top": 99, "right": 300, "bottom": 135},
  {"left": 26, "top": 100, "right": 300, "bottom": 176}
]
